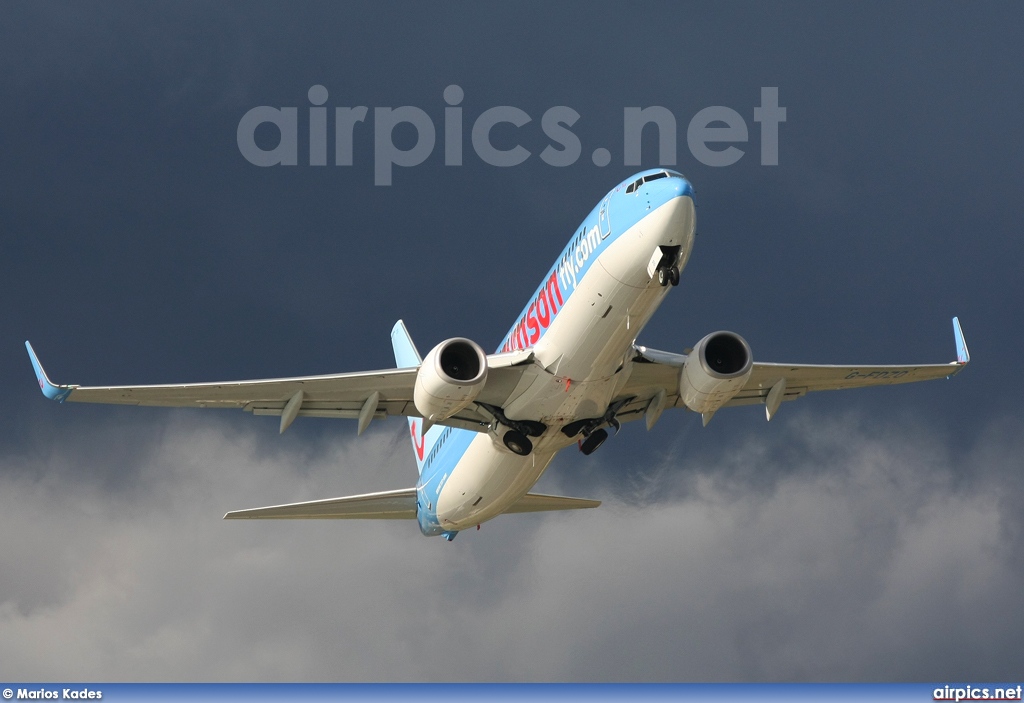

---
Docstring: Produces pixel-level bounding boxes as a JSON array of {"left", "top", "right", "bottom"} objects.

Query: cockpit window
[{"left": 626, "top": 171, "right": 672, "bottom": 194}]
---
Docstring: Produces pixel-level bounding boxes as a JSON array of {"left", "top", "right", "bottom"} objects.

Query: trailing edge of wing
[{"left": 223, "top": 489, "right": 600, "bottom": 520}]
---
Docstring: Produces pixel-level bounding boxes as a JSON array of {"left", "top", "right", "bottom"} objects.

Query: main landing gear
[
  {"left": 502, "top": 430, "right": 532, "bottom": 456},
  {"left": 478, "top": 402, "right": 547, "bottom": 456},
  {"left": 500, "top": 419, "right": 545, "bottom": 456},
  {"left": 562, "top": 398, "right": 630, "bottom": 456},
  {"left": 578, "top": 428, "right": 608, "bottom": 456}
]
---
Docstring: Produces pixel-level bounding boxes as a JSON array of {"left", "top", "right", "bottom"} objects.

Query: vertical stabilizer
[{"left": 390, "top": 320, "right": 440, "bottom": 475}]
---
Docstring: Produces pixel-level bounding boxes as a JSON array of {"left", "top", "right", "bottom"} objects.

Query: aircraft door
[{"left": 599, "top": 196, "right": 611, "bottom": 239}]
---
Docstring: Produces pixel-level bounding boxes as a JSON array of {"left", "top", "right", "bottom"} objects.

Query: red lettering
[
  {"left": 527, "top": 303, "right": 540, "bottom": 344},
  {"left": 502, "top": 271, "right": 567, "bottom": 351},
  {"left": 547, "top": 271, "right": 564, "bottom": 309},
  {"left": 536, "top": 290, "right": 550, "bottom": 327}
]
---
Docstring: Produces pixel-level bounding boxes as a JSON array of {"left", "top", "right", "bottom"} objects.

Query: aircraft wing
[
  {"left": 223, "top": 489, "right": 599, "bottom": 519},
  {"left": 24, "top": 339, "right": 535, "bottom": 435},
  {"left": 615, "top": 317, "right": 970, "bottom": 425}
]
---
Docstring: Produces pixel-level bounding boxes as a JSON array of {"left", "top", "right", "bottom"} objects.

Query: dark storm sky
[{"left": 1, "top": 1, "right": 1022, "bottom": 681}]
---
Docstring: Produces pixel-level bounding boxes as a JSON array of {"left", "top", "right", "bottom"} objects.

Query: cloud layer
[{"left": 2, "top": 412, "right": 1020, "bottom": 681}]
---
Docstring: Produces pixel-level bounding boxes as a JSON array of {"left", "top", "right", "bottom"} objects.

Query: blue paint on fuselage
[
  {"left": 415, "top": 425, "right": 475, "bottom": 536},
  {"left": 496, "top": 169, "right": 693, "bottom": 354},
  {"left": 414, "top": 170, "right": 694, "bottom": 537}
]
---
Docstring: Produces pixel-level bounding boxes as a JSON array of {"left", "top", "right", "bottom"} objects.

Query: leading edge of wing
[{"left": 223, "top": 488, "right": 419, "bottom": 520}]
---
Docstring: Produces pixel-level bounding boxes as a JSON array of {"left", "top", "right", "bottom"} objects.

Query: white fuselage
[{"left": 433, "top": 186, "right": 695, "bottom": 531}]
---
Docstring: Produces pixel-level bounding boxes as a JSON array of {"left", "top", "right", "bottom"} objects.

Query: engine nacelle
[
  {"left": 679, "top": 331, "right": 753, "bottom": 414},
  {"left": 414, "top": 338, "right": 488, "bottom": 422}
]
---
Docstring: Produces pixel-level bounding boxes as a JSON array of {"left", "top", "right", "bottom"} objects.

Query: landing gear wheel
[
  {"left": 579, "top": 428, "right": 609, "bottom": 456},
  {"left": 503, "top": 430, "right": 533, "bottom": 456},
  {"left": 658, "top": 268, "right": 670, "bottom": 287},
  {"left": 668, "top": 266, "right": 680, "bottom": 286}
]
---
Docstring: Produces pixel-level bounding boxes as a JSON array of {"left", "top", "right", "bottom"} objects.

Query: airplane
[{"left": 25, "top": 169, "right": 970, "bottom": 541}]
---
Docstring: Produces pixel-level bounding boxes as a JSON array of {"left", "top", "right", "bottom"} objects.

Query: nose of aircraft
[
  {"left": 665, "top": 173, "right": 694, "bottom": 201},
  {"left": 638, "top": 171, "right": 695, "bottom": 209}
]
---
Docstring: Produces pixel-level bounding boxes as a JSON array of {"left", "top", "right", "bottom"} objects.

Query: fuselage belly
[{"left": 418, "top": 171, "right": 696, "bottom": 535}]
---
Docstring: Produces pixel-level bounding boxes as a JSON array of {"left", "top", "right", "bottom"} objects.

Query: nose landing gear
[{"left": 654, "top": 245, "right": 682, "bottom": 287}]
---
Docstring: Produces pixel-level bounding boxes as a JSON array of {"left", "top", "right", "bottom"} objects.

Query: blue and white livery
[{"left": 26, "top": 170, "right": 970, "bottom": 540}]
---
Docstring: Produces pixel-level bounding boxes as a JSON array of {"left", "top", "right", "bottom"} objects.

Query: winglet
[
  {"left": 25, "top": 341, "right": 74, "bottom": 402},
  {"left": 390, "top": 320, "right": 423, "bottom": 368},
  {"left": 953, "top": 317, "right": 970, "bottom": 365}
]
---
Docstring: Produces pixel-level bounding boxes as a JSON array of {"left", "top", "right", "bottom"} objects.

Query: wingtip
[
  {"left": 25, "top": 341, "right": 73, "bottom": 402},
  {"left": 952, "top": 317, "right": 970, "bottom": 365}
]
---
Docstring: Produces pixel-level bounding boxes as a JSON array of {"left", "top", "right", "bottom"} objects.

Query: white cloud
[{"left": 0, "top": 412, "right": 1021, "bottom": 681}]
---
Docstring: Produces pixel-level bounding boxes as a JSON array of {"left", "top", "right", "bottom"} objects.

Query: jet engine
[
  {"left": 679, "top": 331, "right": 753, "bottom": 414},
  {"left": 414, "top": 338, "right": 488, "bottom": 421}
]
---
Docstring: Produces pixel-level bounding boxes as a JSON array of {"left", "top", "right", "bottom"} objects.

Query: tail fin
[{"left": 390, "top": 320, "right": 438, "bottom": 475}]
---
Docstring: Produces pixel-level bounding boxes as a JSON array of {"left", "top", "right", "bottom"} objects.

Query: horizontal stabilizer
[
  {"left": 224, "top": 489, "right": 600, "bottom": 520},
  {"left": 224, "top": 488, "right": 417, "bottom": 520},
  {"left": 505, "top": 492, "right": 601, "bottom": 513}
]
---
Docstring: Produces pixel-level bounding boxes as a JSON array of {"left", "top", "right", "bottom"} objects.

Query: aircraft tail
[{"left": 391, "top": 320, "right": 437, "bottom": 475}]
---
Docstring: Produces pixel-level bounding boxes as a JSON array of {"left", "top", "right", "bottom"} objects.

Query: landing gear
[
  {"left": 654, "top": 245, "right": 682, "bottom": 288},
  {"left": 579, "top": 428, "right": 608, "bottom": 456},
  {"left": 477, "top": 402, "right": 547, "bottom": 441},
  {"left": 658, "top": 265, "right": 680, "bottom": 287},
  {"left": 503, "top": 430, "right": 533, "bottom": 456},
  {"left": 519, "top": 420, "right": 547, "bottom": 437}
]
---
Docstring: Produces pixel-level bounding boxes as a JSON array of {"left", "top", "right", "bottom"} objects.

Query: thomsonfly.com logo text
[{"left": 236, "top": 85, "right": 786, "bottom": 185}]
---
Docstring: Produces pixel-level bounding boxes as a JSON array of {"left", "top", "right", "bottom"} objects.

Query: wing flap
[{"left": 223, "top": 488, "right": 418, "bottom": 520}]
